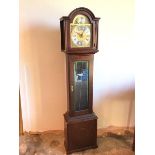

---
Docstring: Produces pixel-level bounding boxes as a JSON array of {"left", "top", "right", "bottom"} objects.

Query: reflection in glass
[{"left": 72, "top": 61, "right": 89, "bottom": 111}]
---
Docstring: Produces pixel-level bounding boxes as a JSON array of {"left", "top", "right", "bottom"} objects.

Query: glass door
[{"left": 72, "top": 61, "right": 89, "bottom": 111}]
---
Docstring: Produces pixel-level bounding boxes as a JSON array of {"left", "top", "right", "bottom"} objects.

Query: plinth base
[{"left": 64, "top": 113, "right": 98, "bottom": 154}]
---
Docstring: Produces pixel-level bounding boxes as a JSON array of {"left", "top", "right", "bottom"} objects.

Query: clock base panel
[{"left": 64, "top": 113, "right": 98, "bottom": 154}]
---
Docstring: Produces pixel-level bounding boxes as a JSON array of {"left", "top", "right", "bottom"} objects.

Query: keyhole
[{"left": 71, "top": 85, "right": 74, "bottom": 92}]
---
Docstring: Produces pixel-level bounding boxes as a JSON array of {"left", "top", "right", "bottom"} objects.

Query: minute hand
[
  {"left": 75, "top": 31, "right": 83, "bottom": 38},
  {"left": 81, "top": 29, "right": 85, "bottom": 37}
]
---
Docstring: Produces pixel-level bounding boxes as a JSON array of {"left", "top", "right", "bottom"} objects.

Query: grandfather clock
[{"left": 60, "top": 7, "right": 100, "bottom": 154}]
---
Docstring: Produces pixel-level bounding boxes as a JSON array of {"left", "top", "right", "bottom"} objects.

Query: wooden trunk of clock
[
  {"left": 64, "top": 54, "right": 97, "bottom": 153},
  {"left": 60, "top": 7, "right": 100, "bottom": 154}
]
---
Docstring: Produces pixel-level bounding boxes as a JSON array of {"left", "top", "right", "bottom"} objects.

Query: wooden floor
[{"left": 19, "top": 127, "right": 134, "bottom": 155}]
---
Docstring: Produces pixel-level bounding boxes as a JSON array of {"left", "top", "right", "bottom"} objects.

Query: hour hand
[
  {"left": 75, "top": 31, "right": 82, "bottom": 37},
  {"left": 75, "top": 31, "right": 82, "bottom": 35}
]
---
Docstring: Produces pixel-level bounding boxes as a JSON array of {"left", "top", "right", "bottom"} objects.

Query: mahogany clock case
[{"left": 60, "top": 7, "right": 100, "bottom": 154}]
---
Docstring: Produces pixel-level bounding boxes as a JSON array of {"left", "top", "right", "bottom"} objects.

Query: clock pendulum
[{"left": 60, "top": 7, "right": 100, "bottom": 154}]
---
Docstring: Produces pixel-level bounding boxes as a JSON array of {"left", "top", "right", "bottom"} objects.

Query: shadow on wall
[
  {"left": 20, "top": 25, "right": 67, "bottom": 130},
  {"left": 94, "top": 86, "right": 135, "bottom": 129},
  {"left": 20, "top": 25, "right": 135, "bottom": 131}
]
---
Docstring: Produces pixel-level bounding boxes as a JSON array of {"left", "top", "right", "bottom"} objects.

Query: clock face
[
  {"left": 71, "top": 25, "right": 91, "bottom": 47},
  {"left": 70, "top": 15, "right": 92, "bottom": 48}
]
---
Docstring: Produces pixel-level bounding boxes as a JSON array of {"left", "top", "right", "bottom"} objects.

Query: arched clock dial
[{"left": 70, "top": 14, "right": 92, "bottom": 48}]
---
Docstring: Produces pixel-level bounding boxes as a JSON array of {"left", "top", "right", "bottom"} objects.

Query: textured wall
[{"left": 20, "top": 0, "right": 135, "bottom": 132}]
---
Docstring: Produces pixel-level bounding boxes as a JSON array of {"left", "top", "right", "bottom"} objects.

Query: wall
[{"left": 20, "top": 0, "right": 135, "bottom": 131}]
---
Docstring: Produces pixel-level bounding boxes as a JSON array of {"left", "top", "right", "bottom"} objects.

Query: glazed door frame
[{"left": 67, "top": 54, "right": 94, "bottom": 116}]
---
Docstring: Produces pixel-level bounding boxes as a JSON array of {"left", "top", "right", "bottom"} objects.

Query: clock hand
[
  {"left": 80, "top": 29, "right": 85, "bottom": 37},
  {"left": 76, "top": 32, "right": 81, "bottom": 35},
  {"left": 75, "top": 31, "right": 83, "bottom": 38},
  {"left": 76, "top": 31, "right": 83, "bottom": 35}
]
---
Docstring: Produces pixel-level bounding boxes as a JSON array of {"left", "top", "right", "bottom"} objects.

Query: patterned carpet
[{"left": 19, "top": 127, "right": 134, "bottom": 155}]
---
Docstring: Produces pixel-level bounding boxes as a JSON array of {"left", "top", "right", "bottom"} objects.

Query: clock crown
[{"left": 60, "top": 7, "right": 100, "bottom": 54}]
